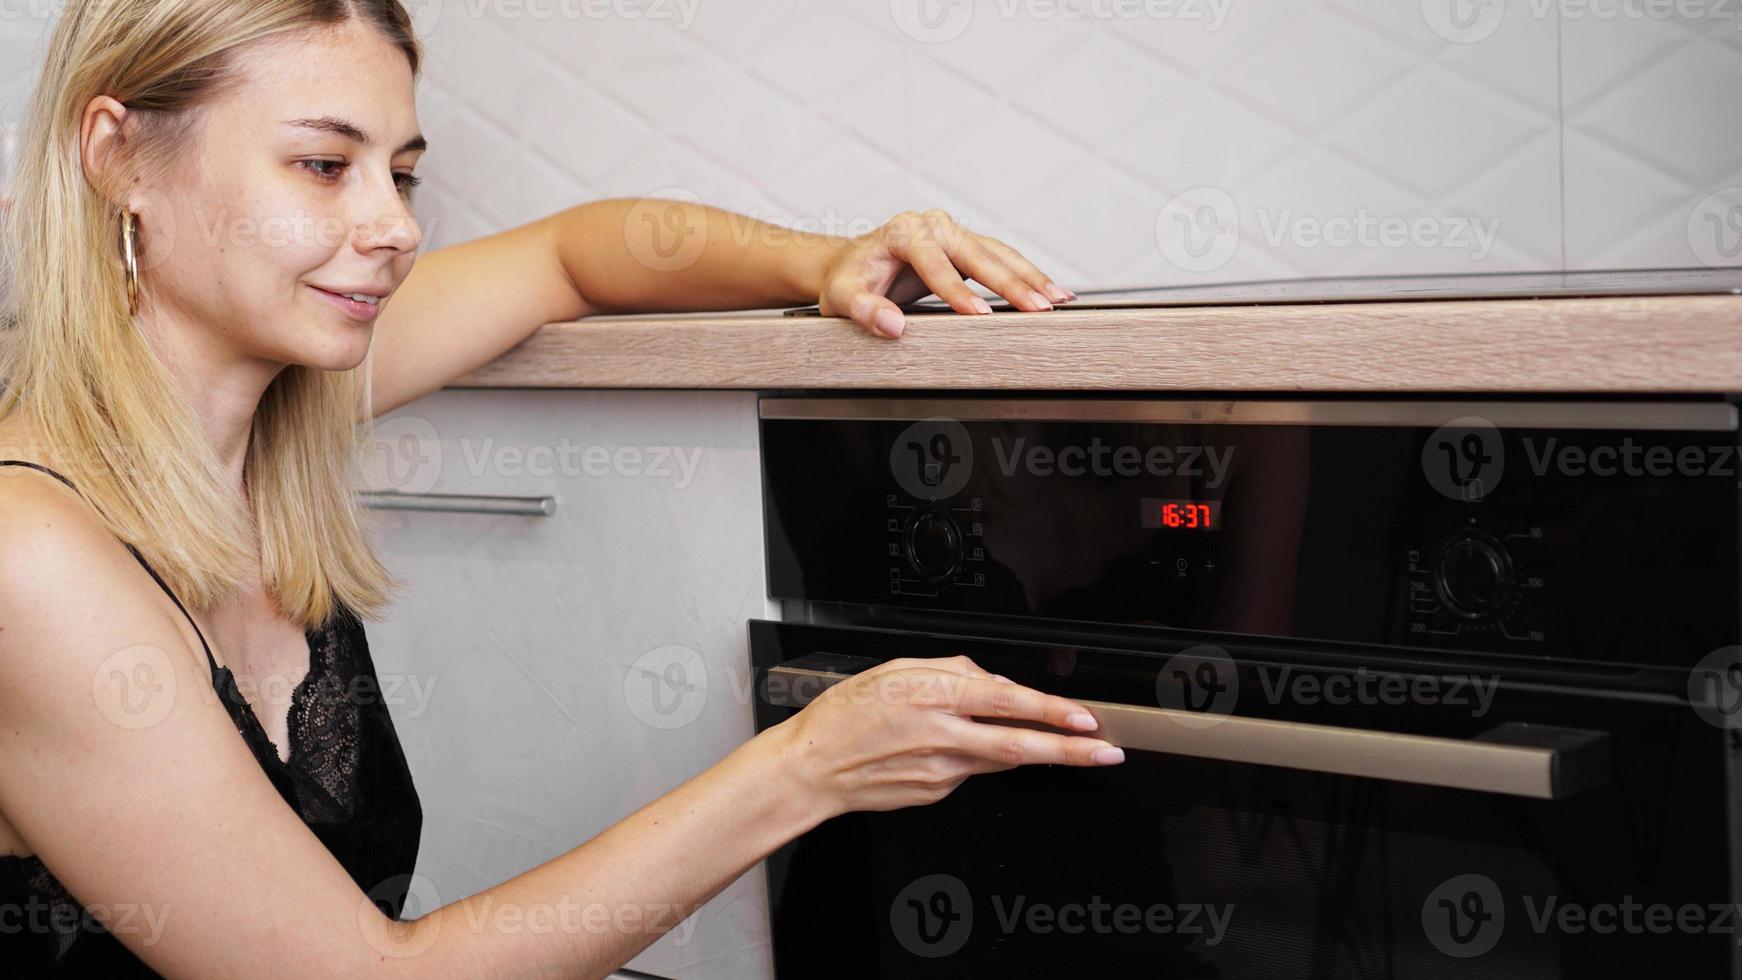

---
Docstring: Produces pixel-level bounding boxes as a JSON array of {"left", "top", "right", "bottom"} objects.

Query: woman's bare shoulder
[
  {"left": 0, "top": 464, "right": 181, "bottom": 683},
  {"left": 0, "top": 456, "right": 396, "bottom": 975},
  {"left": 0, "top": 457, "right": 133, "bottom": 592}
]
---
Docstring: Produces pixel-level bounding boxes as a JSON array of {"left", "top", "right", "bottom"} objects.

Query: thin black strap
[
  {"left": 0, "top": 458, "right": 77, "bottom": 493},
  {"left": 0, "top": 459, "right": 221, "bottom": 674}
]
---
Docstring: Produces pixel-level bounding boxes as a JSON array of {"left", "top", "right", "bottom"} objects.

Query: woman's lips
[{"left": 308, "top": 284, "right": 382, "bottom": 322}]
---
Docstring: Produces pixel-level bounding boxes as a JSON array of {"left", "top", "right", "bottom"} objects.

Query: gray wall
[{"left": 3, "top": 1, "right": 1740, "bottom": 293}]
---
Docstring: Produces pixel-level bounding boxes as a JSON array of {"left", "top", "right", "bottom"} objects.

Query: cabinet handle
[
  {"left": 358, "top": 490, "right": 556, "bottom": 517},
  {"left": 762, "top": 660, "right": 1610, "bottom": 800}
]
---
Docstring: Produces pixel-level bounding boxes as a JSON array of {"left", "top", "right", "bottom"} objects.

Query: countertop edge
[{"left": 448, "top": 295, "right": 1742, "bottom": 393}]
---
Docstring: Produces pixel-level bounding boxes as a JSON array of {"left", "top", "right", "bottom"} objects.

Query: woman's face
[{"left": 130, "top": 20, "right": 425, "bottom": 373}]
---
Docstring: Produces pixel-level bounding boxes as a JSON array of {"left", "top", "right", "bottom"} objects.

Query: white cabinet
[{"left": 362, "top": 388, "right": 775, "bottom": 980}]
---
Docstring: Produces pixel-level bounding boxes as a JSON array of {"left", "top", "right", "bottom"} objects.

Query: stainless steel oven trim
[
  {"left": 759, "top": 398, "right": 1739, "bottom": 431},
  {"left": 765, "top": 663, "right": 1610, "bottom": 800}
]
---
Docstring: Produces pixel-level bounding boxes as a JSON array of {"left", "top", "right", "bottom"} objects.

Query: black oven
[{"left": 750, "top": 398, "right": 1742, "bottom": 978}]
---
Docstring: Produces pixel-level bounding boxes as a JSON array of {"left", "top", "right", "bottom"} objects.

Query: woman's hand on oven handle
[{"left": 766, "top": 655, "right": 1126, "bottom": 822}]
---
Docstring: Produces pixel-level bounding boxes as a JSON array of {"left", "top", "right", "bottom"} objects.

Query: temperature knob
[
  {"left": 903, "top": 508, "right": 963, "bottom": 584},
  {"left": 1433, "top": 529, "right": 1514, "bottom": 618}
]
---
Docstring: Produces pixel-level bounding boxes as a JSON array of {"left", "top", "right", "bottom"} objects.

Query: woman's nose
[{"left": 354, "top": 187, "right": 422, "bottom": 254}]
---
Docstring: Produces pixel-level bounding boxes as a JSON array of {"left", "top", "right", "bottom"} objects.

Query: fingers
[
  {"left": 981, "top": 236, "right": 1075, "bottom": 304},
  {"left": 943, "top": 232, "right": 1054, "bottom": 312},
  {"left": 944, "top": 233, "right": 1053, "bottom": 313},
  {"left": 939, "top": 713, "right": 1125, "bottom": 767},
  {"left": 926, "top": 654, "right": 993, "bottom": 679},
  {"left": 868, "top": 654, "right": 995, "bottom": 680},
  {"left": 831, "top": 287, "right": 909, "bottom": 340},
  {"left": 830, "top": 211, "right": 1072, "bottom": 341},
  {"left": 882, "top": 215, "right": 993, "bottom": 317},
  {"left": 886, "top": 211, "right": 1062, "bottom": 314},
  {"left": 891, "top": 675, "right": 1093, "bottom": 738}
]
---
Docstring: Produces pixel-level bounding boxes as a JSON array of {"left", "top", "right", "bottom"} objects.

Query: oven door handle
[{"left": 761, "top": 659, "right": 1611, "bottom": 800}]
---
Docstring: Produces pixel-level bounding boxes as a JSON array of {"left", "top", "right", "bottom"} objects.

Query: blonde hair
[{"left": 0, "top": 0, "right": 422, "bottom": 629}]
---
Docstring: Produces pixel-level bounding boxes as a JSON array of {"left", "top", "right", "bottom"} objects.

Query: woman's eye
[
  {"left": 299, "top": 159, "right": 345, "bottom": 180},
  {"left": 300, "top": 159, "right": 420, "bottom": 194}
]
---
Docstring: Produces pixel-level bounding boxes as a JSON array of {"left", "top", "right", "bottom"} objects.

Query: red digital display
[{"left": 1140, "top": 498, "right": 1220, "bottom": 530}]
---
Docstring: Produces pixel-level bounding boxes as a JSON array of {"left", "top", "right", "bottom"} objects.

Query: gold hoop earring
[{"left": 118, "top": 210, "right": 140, "bottom": 316}]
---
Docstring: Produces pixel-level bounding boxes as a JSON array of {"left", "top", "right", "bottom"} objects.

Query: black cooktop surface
[{"left": 782, "top": 266, "right": 1742, "bottom": 316}]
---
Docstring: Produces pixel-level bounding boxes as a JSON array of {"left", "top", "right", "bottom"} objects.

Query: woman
[{"left": 0, "top": 1, "right": 1121, "bottom": 976}]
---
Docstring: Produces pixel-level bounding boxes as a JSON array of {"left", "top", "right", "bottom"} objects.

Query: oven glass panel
[
  {"left": 751, "top": 621, "right": 1734, "bottom": 978},
  {"left": 761, "top": 414, "right": 1740, "bottom": 669}
]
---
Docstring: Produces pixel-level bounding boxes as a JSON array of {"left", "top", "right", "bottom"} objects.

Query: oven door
[{"left": 750, "top": 620, "right": 1736, "bottom": 979}]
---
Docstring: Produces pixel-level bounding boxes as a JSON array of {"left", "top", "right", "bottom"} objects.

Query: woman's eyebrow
[{"left": 283, "top": 116, "right": 428, "bottom": 154}]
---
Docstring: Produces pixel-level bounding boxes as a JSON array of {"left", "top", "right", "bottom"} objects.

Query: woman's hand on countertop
[
  {"left": 816, "top": 209, "right": 1077, "bottom": 340},
  {"left": 765, "top": 654, "right": 1124, "bottom": 822}
]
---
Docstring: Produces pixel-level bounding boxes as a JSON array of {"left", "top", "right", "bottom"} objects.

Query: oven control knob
[
  {"left": 903, "top": 508, "right": 963, "bottom": 584},
  {"left": 1433, "top": 530, "right": 1513, "bottom": 618}
]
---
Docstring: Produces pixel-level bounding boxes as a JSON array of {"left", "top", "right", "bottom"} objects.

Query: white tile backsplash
[{"left": 1, "top": 1, "right": 1737, "bottom": 283}]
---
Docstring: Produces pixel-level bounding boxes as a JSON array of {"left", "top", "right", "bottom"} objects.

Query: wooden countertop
[{"left": 449, "top": 294, "right": 1742, "bottom": 393}]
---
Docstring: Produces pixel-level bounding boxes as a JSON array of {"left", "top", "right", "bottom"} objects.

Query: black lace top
[{"left": 0, "top": 460, "right": 423, "bottom": 976}]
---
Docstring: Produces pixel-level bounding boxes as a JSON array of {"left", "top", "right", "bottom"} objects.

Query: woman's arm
[
  {"left": 547, "top": 198, "right": 1071, "bottom": 326},
  {"left": 367, "top": 199, "right": 1074, "bottom": 418},
  {"left": 385, "top": 721, "right": 826, "bottom": 976},
  {"left": 0, "top": 476, "right": 1117, "bottom": 978}
]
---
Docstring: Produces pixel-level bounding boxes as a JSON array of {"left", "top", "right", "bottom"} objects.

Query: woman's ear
[{"left": 78, "top": 95, "right": 134, "bottom": 207}]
